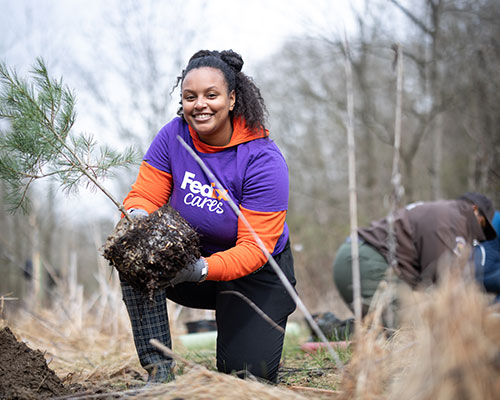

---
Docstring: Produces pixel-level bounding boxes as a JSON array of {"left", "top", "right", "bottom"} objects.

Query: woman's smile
[{"left": 193, "top": 113, "right": 214, "bottom": 121}]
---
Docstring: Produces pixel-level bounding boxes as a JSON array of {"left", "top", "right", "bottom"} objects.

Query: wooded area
[{"left": 1, "top": 0, "right": 499, "bottom": 316}]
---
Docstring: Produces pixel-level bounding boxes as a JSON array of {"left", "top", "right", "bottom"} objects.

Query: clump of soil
[
  {"left": 102, "top": 204, "right": 201, "bottom": 298},
  {"left": 0, "top": 326, "right": 71, "bottom": 400}
]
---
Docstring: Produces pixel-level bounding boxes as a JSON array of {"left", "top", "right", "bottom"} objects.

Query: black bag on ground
[{"left": 307, "top": 312, "right": 354, "bottom": 341}]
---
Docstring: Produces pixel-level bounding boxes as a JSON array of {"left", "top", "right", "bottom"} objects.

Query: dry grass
[
  {"left": 2, "top": 253, "right": 500, "bottom": 399},
  {"left": 1, "top": 307, "right": 312, "bottom": 399},
  {"left": 134, "top": 363, "right": 309, "bottom": 400},
  {"left": 337, "top": 254, "right": 500, "bottom": 400},
  {"left": 0, "top": 308, "right": 313, "bottom": 399},
  {"left": 0, "top": 265, "right": 317, "bottom": 399},
  {"left": 387, "top": 268, "right": 500, "bottom": 399},
  {"left": 1, "top": 288, "right": 145, "bottom": 391},
  {"left": 54, "top": 367, "right": 312, "bottom": 400}
]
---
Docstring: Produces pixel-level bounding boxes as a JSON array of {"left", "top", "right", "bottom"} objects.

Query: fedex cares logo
[{"left": 180, "top": 171, "right": 227, "bottom": 214}]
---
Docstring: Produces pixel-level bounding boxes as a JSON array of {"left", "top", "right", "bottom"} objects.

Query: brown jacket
[{"left": 358, "top": 199, "right": 486, "bottom": 287}]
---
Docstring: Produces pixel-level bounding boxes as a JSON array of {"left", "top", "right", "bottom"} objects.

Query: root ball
[{"left": 101, "top": 204, "right": 200, "bottom": 297}]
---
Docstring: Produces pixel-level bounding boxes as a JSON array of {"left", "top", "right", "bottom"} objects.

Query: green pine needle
[{"left": 0, "top": 58, "right": 139, "bottom": 214}]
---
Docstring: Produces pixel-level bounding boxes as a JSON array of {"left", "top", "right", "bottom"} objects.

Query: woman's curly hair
[{"left": 174, "top": 49, "right": 268, "bottom": 135}]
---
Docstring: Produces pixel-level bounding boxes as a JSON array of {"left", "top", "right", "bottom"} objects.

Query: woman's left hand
[{"left": 170, "top": 257, "right": 208, "bottom": 285}]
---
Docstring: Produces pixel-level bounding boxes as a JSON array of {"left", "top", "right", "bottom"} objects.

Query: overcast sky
[{"left": 1, "top": 0, "right": 361, "bottom": 65}]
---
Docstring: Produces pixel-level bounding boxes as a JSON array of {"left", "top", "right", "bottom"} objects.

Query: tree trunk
[{"left": 431, "top": 112, "right": 443, "bottom": 199}]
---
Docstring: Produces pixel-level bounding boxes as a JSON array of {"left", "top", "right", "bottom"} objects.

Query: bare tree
[
  {"left": 388, "top": 0, "right": 447, "bottom": 200},
  {"left": 72, "top": 0, "right": 206, "bottom": 145},
  {"left": 255, "top": 0, "right": 500, "bottom": 314},
  {"left": 440, "top": 0, "right": 500, "bottom": 203}
]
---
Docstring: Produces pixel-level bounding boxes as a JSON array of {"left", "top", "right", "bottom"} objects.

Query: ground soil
[{"left": 0, "top": 326, "right": 72, "bottom": 400}]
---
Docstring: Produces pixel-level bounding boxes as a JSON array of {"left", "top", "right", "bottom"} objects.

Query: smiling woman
[{"left": 117, "top": 49, "right": 296, "bottom": 384}]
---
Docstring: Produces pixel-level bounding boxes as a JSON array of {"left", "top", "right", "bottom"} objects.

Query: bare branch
[{"left": 388, "top": 0, "right": 434, "bottom": 36}]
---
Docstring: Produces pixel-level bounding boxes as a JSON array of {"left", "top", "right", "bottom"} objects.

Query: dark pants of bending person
[
  {"left": 333, "top": 238, "right": 390, "bottom": 316},
  {"left": 121, "top": 240, "right": 296, "bottom": 383},
  {"left": 333, "top": 238, "right": 407, "bottom": 329}
]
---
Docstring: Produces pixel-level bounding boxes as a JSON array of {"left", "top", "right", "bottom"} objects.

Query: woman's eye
[
  {"left": 184, "top": 95, "right": 195, "bottom": 101},
  {"left": 207, "top": 93, "right": 217, "bottom": 99}
]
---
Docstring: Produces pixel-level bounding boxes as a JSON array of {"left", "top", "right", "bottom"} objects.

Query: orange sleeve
[
  {"left": 205, "top": 206, "right": 286, "bottom": 281},
  {"left": 123, "top": 161, "right": 172, "bottom": 214}
]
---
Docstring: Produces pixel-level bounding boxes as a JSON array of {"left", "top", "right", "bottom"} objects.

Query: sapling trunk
[
  {"left": 384, "top": 43, "right": 405, "bottom": 328},
  {"left": 342, "top": 35, "right": 362, "bottom": 325},
  {"left": 0, "top": 58, "right": 200, "bottom": 296}
]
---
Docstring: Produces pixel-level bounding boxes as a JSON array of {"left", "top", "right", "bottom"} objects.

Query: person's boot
[
  {"left": 145, "top": 361, "right": 175, "bottom": 384},
  {"left": 121, "top": 281, "right": 175, "bottom": 384}
]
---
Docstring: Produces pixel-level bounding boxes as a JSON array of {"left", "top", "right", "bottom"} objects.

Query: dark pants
[
  {"left": 333, "top": 240, "right": 390, "bottom": 315},
  {"left": 121, "top": 240, "right": 296, "bottom": 383},
  {"left": 333, "top": 239, "right": 406, "bottom": 328}
]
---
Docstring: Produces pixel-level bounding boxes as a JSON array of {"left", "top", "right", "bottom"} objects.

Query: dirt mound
[{"left": 0, "top": 326, "right": 72, "bottom": 400}]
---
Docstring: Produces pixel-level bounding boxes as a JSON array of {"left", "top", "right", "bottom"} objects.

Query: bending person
[{"left": 333, "top": 192, "right": 496, "bottom": 320}]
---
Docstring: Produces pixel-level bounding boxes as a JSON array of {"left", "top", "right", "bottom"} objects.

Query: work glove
[
  {"left": 128, "top": 208, "right": 149, "bottom": 220},
  {"left": 170, "top": 257, "right": 208, "bottom": 285},
  {"left": 113, "top": 208, "right": 149, "bottom": 235}
]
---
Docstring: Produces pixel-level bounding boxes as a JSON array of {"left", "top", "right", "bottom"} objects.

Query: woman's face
[{"left": 181, "top": 67, "right": 236, "bottom": 146}]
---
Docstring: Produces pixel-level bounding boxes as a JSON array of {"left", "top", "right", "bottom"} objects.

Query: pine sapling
[
  {"left": 0, "top": 58, "right": 135, "bottom": 216},
  {"left": 0, "top": 58, "right": 200, "bottom": 297}
]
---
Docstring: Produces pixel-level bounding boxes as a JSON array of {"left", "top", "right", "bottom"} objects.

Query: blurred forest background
[{"left": 1, "top": 0, "right": 499, "bottom": 320}]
